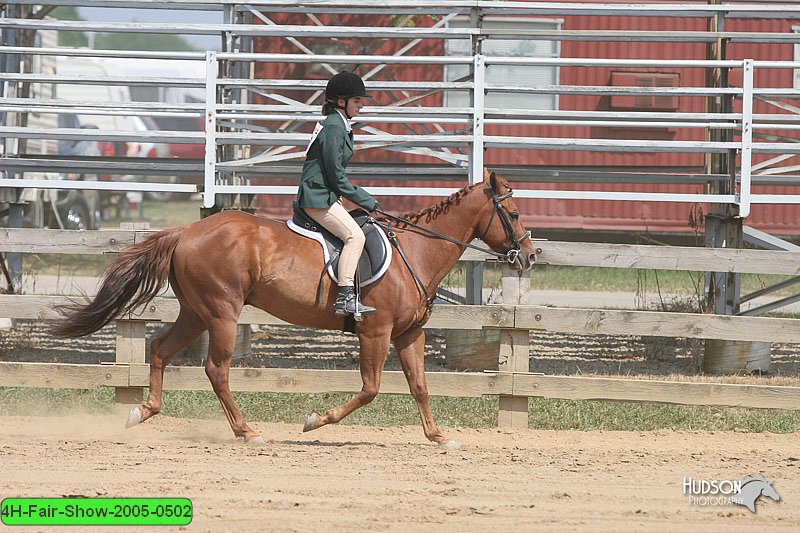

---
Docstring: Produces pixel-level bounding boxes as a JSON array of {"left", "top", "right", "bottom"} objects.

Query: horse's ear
[
  {"left": 489, "top": 171, "right": 498, "bottom": 190},
  {"left": 483, "top": 168, "right": 492, "bottom": 182}
]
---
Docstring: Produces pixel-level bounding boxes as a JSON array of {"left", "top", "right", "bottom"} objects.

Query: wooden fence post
[
  {"left": 115, "top": 319, "right": 146, "bottom": 405},
  {"left": 497, "top": 265, "right": 530, "bottom": 428},
  {"left": 114, "top": 222, "right": 150, "bottom": 405}
]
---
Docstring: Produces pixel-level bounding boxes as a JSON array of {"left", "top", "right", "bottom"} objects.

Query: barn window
[
  {"left": 608, "top": 71, "right": 680, "bottom": 111},
  {"left": 444, "top": 17, "right": 561, "bottom": 110}
]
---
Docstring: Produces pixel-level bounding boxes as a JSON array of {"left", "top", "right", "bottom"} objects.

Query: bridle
[
  {"left": 373, "top": 183, "right": 530, "bottom": 267},
  {"left": 479, "top": 184, "right": 531, "bottom": 268},
  {"left": 371, "top": 183, "right": 531, "bottom": 331}
]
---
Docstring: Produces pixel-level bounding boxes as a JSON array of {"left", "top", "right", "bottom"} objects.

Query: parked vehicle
[
  {"left": 120, "top": 58, "right": 206, "bottom": 201},
  {"left": 53, "top": 57, "right": 163, "bottom": 214},
  {"left": 15, "top": 113, "right": 102, "bottom": 230},
  {"left": 151, "top": 115, "right": 205, "bottom": 161},
  {"left": 147, "top": 115, "right": 205, "bottom": 200},
  {"left": 138, "top": 116, "right": 180, "bottom": 201}
]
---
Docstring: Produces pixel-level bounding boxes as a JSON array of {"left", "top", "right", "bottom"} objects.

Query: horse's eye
[{"left": 509, "top": 212, "right": 519, "bottom": 220}]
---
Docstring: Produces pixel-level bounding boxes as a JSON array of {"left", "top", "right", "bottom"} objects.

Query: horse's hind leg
[
  {"left": 127, "top": 307, "right": 205, "bottom": 428},
  {"left": 204, "top": 318, "right": 263, "bottom": 443},
  {"left": 393, "top": 327, "right": 459, "bottom": 449}
]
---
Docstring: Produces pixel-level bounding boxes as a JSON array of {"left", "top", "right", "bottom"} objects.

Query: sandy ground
[
  {"left": 0, "top": 413, "right": 796, "bottom": 532},
  {"left": 1, "top": 298, "right": 798, "bottom": 531}
]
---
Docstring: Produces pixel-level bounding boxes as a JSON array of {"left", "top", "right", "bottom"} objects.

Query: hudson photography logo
[{"left": 683, "top": 475, "right": 781, "bottom": 513}]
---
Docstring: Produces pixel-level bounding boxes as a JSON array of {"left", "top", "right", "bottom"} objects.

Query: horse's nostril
[{"left": 528, "top": 253, "right": 536, "bottom": 264}]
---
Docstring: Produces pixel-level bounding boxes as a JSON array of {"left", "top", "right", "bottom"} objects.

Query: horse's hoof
[
  {"left": 125, "top": 407, "right": 142, "bottom": 429},
  {"left": 303, "top": 412, "right": 321, "bottom": 433},
  {"left": 245, "top": 435, "right": 266, "bottom": 445},
  {"left": 439, "top": 440, "right": 461, "bottom": 450}
]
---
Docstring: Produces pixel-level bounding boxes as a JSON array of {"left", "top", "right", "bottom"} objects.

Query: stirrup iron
[{"left": 335, "top": 286, "right": 376, "bottom": 320}]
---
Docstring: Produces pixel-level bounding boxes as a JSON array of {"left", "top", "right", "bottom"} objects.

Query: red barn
[{"left": 249, "top": 2, "right": 800, "bottom": 240}]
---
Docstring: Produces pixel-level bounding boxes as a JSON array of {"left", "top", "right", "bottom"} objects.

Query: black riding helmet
[{"left": 325, "top": 71, "right": 368, "bottom": 101}]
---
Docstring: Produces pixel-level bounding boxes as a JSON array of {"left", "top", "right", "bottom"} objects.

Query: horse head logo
[{"left": 730, "top": 475, "right": 781, "bottom": 513}]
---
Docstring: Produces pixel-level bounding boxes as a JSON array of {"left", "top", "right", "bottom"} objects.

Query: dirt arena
[
  {"left": 1, "top": 319, "right": 798, "bottom": 531},
  {"left": 0, "top": 413, "right": 797, "bottom": 532}
]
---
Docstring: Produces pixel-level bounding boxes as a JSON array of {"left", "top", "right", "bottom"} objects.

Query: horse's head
[
  {"left": 732, "top": 475, "right": 781, "bottom": 513},
  {"left": 760, "top": 481, "right": 781, "bottom": 502},
  {"left": 476, "top": 171, "right": 536, "bottom": 271}
]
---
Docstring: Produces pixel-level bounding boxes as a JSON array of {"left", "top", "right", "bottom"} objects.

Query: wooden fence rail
[
  {"left": 2, "top": 293, "right": 798, "bottom": 344},
  {"left": 1, "top": 294, "right": 799, "bottom": 420},
  {"left": 1, "top": 362, "right": 798, "bottom": 411},
  {"left": 4, "top": 227, "right": 800, "bottom": 275},
  {"left": 2, "top": 229, "right": 800, "bottom": 428}
]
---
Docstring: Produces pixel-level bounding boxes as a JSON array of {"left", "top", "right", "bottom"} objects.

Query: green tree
[
  {"left": 50, "top": 6, "right": 88, "bottom": 48},
  {"left": 49, "top": 7, "right": 197, "bottom": 51},
  {"left": 95, "top": 32, "right": 196, "bottom": 52}
]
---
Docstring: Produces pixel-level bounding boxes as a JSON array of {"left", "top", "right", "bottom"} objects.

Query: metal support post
[
  {"left": 469, "top": 54, "right": 485, "bottom": 186},
  {"left": 466, "top": 9, "right": 486, "bottom": 304},
  {"left": 738, "top": 59, "right": 754, "bottom": 219},
  {"left": 202, "top": 51, "right": 218, "bottom": 210},
  {"left": 702, "top": 17, "right": 764, "bottom": 373},
  {"left": 465, "top": 261, "right": 484, "bottom": 305},
  {"left": 6, "top": 201, "right": 23, "bottom": 290}
]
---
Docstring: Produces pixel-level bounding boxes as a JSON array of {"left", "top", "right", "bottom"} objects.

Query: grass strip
[{"left": 1, "top": 388, "right": 797, "bottom": 433}]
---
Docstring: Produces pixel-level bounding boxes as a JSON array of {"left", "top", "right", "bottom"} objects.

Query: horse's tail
[{"left": 50, "top": 225, "right": 187, "bottom": 338}]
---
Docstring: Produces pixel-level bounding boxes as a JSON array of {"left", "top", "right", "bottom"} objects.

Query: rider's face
[{"left": 339, "top": 96, "right": 365, "bottom": 118}]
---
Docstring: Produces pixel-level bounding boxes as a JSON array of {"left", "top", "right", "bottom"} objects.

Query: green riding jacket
[{"left": 296, "top": 112, "right": 377, "bottom": 211}]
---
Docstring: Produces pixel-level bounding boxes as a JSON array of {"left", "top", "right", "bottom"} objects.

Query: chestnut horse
[{"left": 51, "top": 172, "right": 535, "bottom": 447}]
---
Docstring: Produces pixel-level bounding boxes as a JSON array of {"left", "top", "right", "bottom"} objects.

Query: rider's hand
[{"left": 371, "top": 201, "right": 382, "bottom": 213}]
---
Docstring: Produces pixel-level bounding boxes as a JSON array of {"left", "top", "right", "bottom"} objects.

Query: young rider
[{"left": 296, "top": 71, "right": 380, "bottom": 317}]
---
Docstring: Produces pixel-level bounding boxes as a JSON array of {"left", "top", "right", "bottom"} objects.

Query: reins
[
  {"left": 368, "top": 183, "right": 530, "bottom": 330},
  {"left": 372, "top": 185, "right": 529, "bottom": 266},
  {"left": 367, "top": 216, "right": 434, "bottom": 329},
  {"left": 374, "top": 209, "right": 509, "bottom": 260}
]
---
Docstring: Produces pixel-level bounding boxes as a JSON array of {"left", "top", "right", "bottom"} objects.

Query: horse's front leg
[
  {"left": 393, "top": 326, "right": 460, "bottom": 449},
  {"left": 303, "top": 328, "right": 390, "bottom": 432}
]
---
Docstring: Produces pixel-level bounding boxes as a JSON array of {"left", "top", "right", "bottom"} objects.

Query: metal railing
[
  {"left": 4, "top": 2, "right": 800, "bottom": 220},
  {"left": 5, "top": 49, "right": 800, "bottom": 218},
  {"left": 201, "top": 52, "right": 800, "bottom": 218}
]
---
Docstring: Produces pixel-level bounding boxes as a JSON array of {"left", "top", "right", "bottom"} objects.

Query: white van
[
  {"left": 54, "top": 56, "right": 153, "bottom": 160},
  {"left": 10, "top": 52, "right": 158, "bottom": 230},
  {"left": 9, "top": 34, "right": 106, "bottom": 230}
]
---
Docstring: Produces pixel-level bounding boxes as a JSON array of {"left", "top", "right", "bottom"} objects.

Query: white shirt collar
[{"left": 335, "top": 109, "right": 352, "bottom": 133}]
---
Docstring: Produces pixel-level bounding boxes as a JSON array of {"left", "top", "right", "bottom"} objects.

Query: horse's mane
[
  {"left": 389, "top": 181, "right": 483, "bottom": 228},
  {"left": 739, "top": 476, "right": 768, "bottom": 487}
]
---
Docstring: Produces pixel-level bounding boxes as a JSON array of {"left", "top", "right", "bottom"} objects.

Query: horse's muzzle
[
  {"left": 506, "top": 249, "right": 536, "bottom": 272},
  {"left": 520, "top": 252, "right": 536, "bottom": 272}
]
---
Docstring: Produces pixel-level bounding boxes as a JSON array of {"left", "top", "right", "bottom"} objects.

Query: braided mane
[{"left": 390, "top": 182, "right": 483, "bottom": 228}]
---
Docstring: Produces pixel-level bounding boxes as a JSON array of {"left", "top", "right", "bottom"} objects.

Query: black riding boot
[{"left": 334, "top": 286, "right": 376, "bottom": 316}]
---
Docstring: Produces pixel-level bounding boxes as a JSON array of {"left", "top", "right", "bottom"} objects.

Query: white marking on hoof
[
  {"left": 245, "top": 435, "right": 266, "bottom": 445},
  {"left": 303, "top": 412, "right": 321, "bottom": 433},
  {"left": 439, "top": 440, "right": 461, "bottom": 450},
  {"left": 125, "top": 407, "right": 142, "bottom": 429}
]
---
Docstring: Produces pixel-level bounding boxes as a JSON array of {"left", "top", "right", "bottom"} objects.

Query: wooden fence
[{"left": 1, "top": 227, "right": 799, "bottom": 428}]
